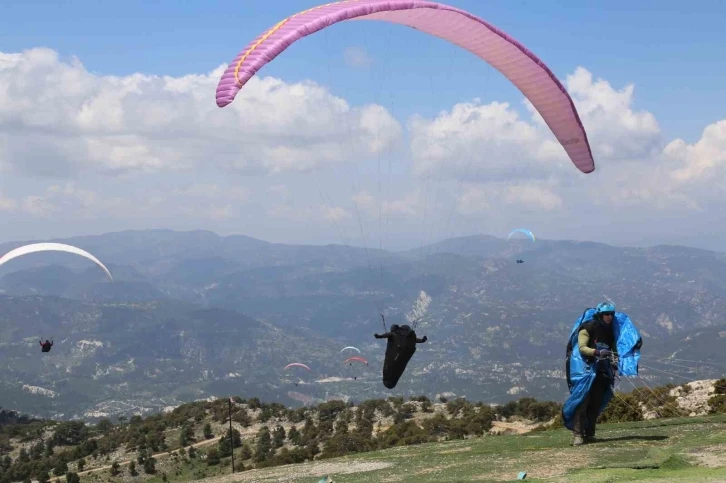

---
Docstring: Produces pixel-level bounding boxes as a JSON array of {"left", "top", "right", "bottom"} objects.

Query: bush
[
  {"left": 218, "top": 428, "right": 242, "bottom": 457},
  {"left": 378, "top": 421, "right": 431, "bottom": 448},
  {"left": 713, "top": 378, "right": 726, "bottom": 395},
  {"left": 708, "top": 394, "right": 726, "bottom": 414},
  {"left": 206, "top": 448, "right": 220, "bottom": 466},
  {"left": 598, "top": 393, "right": 643, "bottom": 423},
  {"left": 446, "top": 398, "right": 471, "bottom": 417},
  {"left": 143, "top": 456, "right": 157, "bottom": 474},
  {"left": 53, "top": 422, "right": 88, "bottom": 446},
  {"left": 233, "top": 408, "right": 252, "bottom": 427},
  {"left": 321, "top": 432, "right": 372, "bottom": 458}
]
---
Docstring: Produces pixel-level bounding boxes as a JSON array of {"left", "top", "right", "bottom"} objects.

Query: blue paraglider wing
[
  {"left": 507, "top": 228, "right": 536, "bottom": 242},
  {"left": 613, "top": 312, "right": 642, "bottom": 376}
]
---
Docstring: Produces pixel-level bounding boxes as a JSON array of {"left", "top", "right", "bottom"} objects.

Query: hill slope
[
  {"left": 0, "top": 379, "right": 722, "bottom": 483},
  {"left": 2, "top": 229, "right": 726, "bottom": 418},
  {"left": 197, "top": 416, "right": 726, "bottom": 482}
]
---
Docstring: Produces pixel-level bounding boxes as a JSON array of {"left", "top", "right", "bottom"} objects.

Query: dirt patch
[
  {"left": 437, "top": 446, "right": 472, "bottom": 455},
  {"left": 472, "top": 449, "right": 591, "bottom": 481},
  {"left": 489, "top": 421, "right": 540, "bottom": 435},
  {"left": 411, "top": 462, "right": 462, "bottom": 478},
  {"left": 199, "top": 460, "right": 393, "bottom": 482},
  {"left": 688, "top": 444, "right": 726, "bottom": 468}
]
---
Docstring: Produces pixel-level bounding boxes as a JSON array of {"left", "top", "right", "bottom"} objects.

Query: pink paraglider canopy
[
  {"left": 216, "top": 0, "right": 595, "bottom": 174},
  {"left": 344, "top": 356, "right": 369, "bottom": 365},
  {"left": 284, "top": 363, "right": 312, "bottom": 372}
]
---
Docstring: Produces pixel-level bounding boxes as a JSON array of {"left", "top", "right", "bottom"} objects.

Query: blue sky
[
  {"left": 3, "top": 0, "right": 724, "bottom": 141},
  {"left": 1, "top": 0, "right": 725, "bottom": 250}
]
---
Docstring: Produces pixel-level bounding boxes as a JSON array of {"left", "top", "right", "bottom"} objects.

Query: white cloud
[
  {"left": 0, "top": 48, "right": 402, "bottom": 178},
  {"left": 409, "top": 67, "right": 665, "bottom": 186},
  {"left": 408, "top": 101, "right": 546, "bottom": 181},
  {"left": 173, "top": 183, "right": 250, "bottom": 202},
  {"left": 351, "top": 190, "right": 375, "bottom": 207},
  {"left": 343, "top": 46, "right": 373, "bottom": 68},
  {"left": 407, "top": 64, "right": 726, "bottom": 222},
  {"left": 181, "top": 203, "right": 236, "bottom": 221},
  {"left": 665, "top": 120, "right": 726, "bottom": 184},
  {"left": 558, "top": 67, "right": 662, "bottom": 160},
  {"left": 351, "top": 189, "right": 425, "bottom": 217},
  {"left": 0, "top": 192, "right": 16, "bottom": 211},
  {"left": 21, "top": 195, "right": 55, "bottom": 217},
  {"left": 502, "top": 184, "right": 563, "bottom": 211},
  {"left": 267, "top": 202, "right": 350, "bottom": 225},
  {"left": 2, "top": 46, "right": 725, "bottom": 249},
  {"left": 456, "top": 181, "right": 562, "bottom": 215},
  {"left": 0, "top": 181, "right": 255, "bottom": 225},
  {"left": 382, "top": 191, "right": 424, "bottom": 217},
  {"left": 455, "top": 186, "right": 490, "bottom": 215},
  {"left": 325, "top": 206, "right": 350, "bottom": 223}
]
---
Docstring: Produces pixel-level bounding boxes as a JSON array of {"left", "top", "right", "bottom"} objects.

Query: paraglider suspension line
[
  {"left": 380, "top": 313, "right": 387, "bottom": 332},
  {"left": 228, "top": 398, "right": 235, "bottom": 473}
]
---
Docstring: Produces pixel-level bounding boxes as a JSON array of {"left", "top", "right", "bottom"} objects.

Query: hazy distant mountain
[{"left": 1, "top": 229, "right": 724, "bottom": 419}]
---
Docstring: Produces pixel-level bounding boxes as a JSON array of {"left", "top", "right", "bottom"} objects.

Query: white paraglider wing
[
  {"left": 0, "top": 243, "right": 114, "bottom": 281},
  {"left": 340, "top": 346, "right": 361, "bottom": 354}
]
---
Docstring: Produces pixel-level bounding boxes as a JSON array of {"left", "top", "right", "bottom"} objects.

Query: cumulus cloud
[
  {"left": 406, "top": 64, "right": 726, "bottom": 220},
  {"left": 0, "top": 181, "right": 253, "bottom": 224},
  {"left": 325, "top": 206, "right": 351, "bottom": 223},
  {"left": 409, "top": 101, "right": 547, "bottom": 181},
  {"left": 666, "top": 120, "right": 726, "bottom": 184},
  {"left": 352, "top": 189, "right": 426, "bottom": 217},
  {"left": 2, "top": 46, "right": 725, "bottom": 248},
  {"left": 0, "top": 48, "right": 402, "bottom": 177},
  {"left": 409, "top": 67, "right": 665, "bottom": 185},
  {"left": 557, "top": 67, "right": 662, "bottom": 161},
  {"left": 456, "top": 181, "right": 562, "bottom": 215},
  {"left": 0, "top": 192, "right": 16, "bottom": 211},
  {"left": 343, "top": 46, "right": 373, "bottom": 68},
  {"left": 267, "top": 201, "right": 351, "bottom": 225}
]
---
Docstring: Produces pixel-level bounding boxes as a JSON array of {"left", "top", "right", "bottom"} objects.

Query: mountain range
[{"left": 1, "top": 229, "right": 724, "bottom": 420}]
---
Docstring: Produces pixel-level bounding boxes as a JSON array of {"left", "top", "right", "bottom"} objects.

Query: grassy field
[
  {"left": 170, "top": 414, "right": 726, "bottom": 483},
  {"left": 80, "top": 414, "right": 726, "bottom": 482}
]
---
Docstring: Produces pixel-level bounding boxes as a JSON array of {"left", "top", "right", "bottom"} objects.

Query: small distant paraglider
[
  {"left": 339, "top": 346, "right": 361, "bottom": 354},
  {"left": 507, "top": 229, "right": 536, "bottom": 243},
  {"left": 343, "top": 356, "right": 368, "bottom": 367},
  {"left": 284, "top": 363, "right": 312, "bottom": 387},
  {"left": 343, "top": 356, "right": 368, "bottom": 381},
  {"left": 0, "top": 243, "right": 114, "bottom": 357},
  {"left": 39, "top": 339, "right": 53, "bottom": 353},
  {"left": 0, "top": 243, "right": 114, "bottom": 281},
  {"left": 508, "top": 230, "right": 535, "bottom": 264}
]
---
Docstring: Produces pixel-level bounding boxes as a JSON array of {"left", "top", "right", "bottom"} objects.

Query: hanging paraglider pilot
[
  {"left": 562, "top": 302, "right": 642, "bottom": 446},
  {"left": 39, "top": 339, "right": 53, "bottom": 353},
  {"left": 374, "top": 317, "right": 427, "bottom": 389}
]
